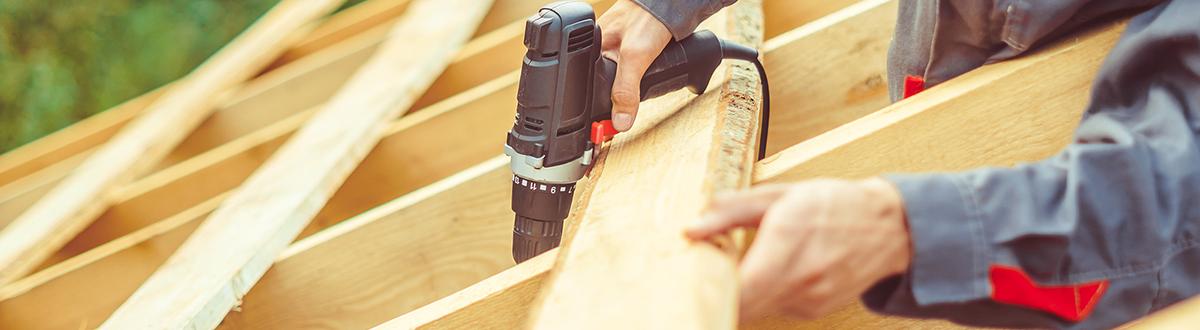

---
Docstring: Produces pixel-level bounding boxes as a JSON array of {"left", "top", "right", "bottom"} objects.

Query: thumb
[
  {"left": 610, "top": 43, "right": 658, "bottom": 132},
  {"left": 686, "top": 184, "right": 790, "bottom": 240}
]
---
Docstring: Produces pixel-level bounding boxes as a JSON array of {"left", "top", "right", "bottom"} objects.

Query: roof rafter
[{"left": 99, "top": 0, "right": 492, "bottom": 327}]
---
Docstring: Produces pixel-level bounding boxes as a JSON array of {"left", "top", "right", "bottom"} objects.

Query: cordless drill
[{"left": 504, "top": 1, "right": 769, "bottom": 263}]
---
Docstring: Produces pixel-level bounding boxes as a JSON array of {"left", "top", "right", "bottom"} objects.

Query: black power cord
[{"left": 719, "top": 41, "right": 770, "bottom": 161}]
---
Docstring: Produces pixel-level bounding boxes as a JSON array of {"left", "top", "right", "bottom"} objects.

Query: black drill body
[{"left": 505, "top": 1, "right": 755, "bottom": 263}]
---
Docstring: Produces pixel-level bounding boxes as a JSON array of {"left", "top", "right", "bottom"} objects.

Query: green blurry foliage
[{"left": 0, "top": 0, "right": 366, "bottom": 153}]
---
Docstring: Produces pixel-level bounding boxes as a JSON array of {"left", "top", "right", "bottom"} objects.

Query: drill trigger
[{"left": 590, "top": 120, "right": 619, "bottom": 146}]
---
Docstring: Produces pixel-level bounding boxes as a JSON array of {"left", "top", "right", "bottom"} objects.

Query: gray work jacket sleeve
[
  {"left": 867, "top": 1, "right": 1200, "bottom": 328},
  {"left": 630, "top": 0, "right": 736, "bottom": 40}
]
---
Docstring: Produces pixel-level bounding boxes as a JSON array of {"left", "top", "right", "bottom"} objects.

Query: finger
[
  {"left": 685, "top": 185, "right": 790, "bottom": 240},
  {"left": 738, "top": 199, "right": 808, "bottom": 321},
  {"left": 610, "top": 40, "right": 659, "bottom": 132}
]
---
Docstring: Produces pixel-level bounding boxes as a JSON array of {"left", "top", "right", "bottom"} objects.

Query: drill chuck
[
  {"left": 510, "top": 176, "right": 575, "bottom": 262},
  {"left": 513, "top": 215, "right": 564, "bottom": 263}
]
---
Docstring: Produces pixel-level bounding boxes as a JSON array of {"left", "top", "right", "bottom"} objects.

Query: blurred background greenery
[{"left": 0, "top": 0, "right": 365, "bottom": 153}]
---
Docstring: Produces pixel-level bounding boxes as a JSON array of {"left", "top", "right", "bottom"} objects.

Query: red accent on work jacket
[
  {"left": 903, "top": 75, "right": 926, "bottom": 99},
  {"left": 989, "top": 264, "right": 1109, "bottom": 322}
]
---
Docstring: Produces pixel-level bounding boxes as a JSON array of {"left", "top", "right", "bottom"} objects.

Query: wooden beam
[
  {"left": 99, "top": 0, "right": 491, "bottom": 327},
  {"left": 384, "top": 12, "right": 1127, "bottom": 330},
  {"left": 529, "top": 1, "right": 763, "bottom": 327},
  {"left": 0, "top": 0, "right": 347, "bottom": 286}
]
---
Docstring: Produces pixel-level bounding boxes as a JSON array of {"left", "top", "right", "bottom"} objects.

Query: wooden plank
[
  {"left": 99, "top": 0, "right": 491, "bottom": 327},
  {"left": 388, "top": 13, "right": 1127, "bottom": 330},
  {"left": 0, "top": 0, "right": 347, "bottom": 286},
  {"left": 221, "top": 157, "right": 513, "bottom": 329},
  {"left": 1122, "top": 296, "right": 1200, "bottom": 329},
  {"left": 529, "top": 1, "right": 763, "bottom": 327}
]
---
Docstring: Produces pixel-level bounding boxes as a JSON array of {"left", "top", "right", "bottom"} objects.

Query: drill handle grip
[{"left": 590, "top": 30, "right": 723, "bottom": 123}]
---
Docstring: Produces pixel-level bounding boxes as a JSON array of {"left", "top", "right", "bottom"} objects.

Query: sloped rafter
[{"left": 99, "top": 0, "right": 492, "bottom": 327}]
